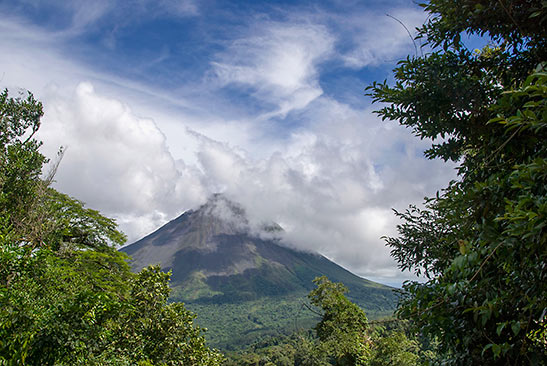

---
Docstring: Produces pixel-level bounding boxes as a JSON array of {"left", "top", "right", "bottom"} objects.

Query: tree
[
  {"left": 367, "top": 328, "right": 420, "bottom": 366},
  {"left": 0, "top": 89, "right": 224, "bottom": 365},
  {"left": 308, "top": 276, "right": 371, "bottom": 366},
  {"left": 306, "top": 277, "right": 423, "bottom": 366},
  {"left": 367, "top": 1, "right": 546, "bottom": 365},
  {"left": 0, "top": 89, "right": 46, "bottom": 227}
]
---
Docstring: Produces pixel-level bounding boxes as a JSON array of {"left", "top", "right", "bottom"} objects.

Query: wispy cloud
[
  {"left": 66, "top": 1, "right": 112, "bottom": 35},
  {"left": 211, "top": 20, "right": 334, "bottom": 119},
  {"left": 0, "top": 0, "right": 200, "bottom": 46},
  {"left": 338, "top": 8, "right": 427, "bottom": 68},
  {"left": 157, "top": 0, "right": 199, "bottom": 16}
]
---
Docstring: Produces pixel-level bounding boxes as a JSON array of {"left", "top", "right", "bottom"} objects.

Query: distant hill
[{"left": 121, "top": 194, "right": 397, "bottom": 349}]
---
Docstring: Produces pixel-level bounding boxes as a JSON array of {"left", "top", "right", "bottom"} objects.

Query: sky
[{"left": 0, "top": 0, "right": 461, "bottom": 287}]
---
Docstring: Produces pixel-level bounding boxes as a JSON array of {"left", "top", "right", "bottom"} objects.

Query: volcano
[{"left": 121, "top": 194, "right": 396, "bottom": 349}]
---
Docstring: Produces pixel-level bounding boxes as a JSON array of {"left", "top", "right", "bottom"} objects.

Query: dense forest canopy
[{"left": 367, "top": 0, "right": 546, "bottom": 364}]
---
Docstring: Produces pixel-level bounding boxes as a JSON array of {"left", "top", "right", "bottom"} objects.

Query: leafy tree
[
  {"left": 367, "top": 330, "right": 419, "bottom": 366},
  {"left": 367, "top": 1, "right": 546, "bottom": 365},
  {"left": 0, "top": 89, "right": 223, "bottom": 365},
  {"left": 0, "top": 89, "right": 46, "bottom": 227},
  {"left": 224, "top": 340, "right": 298, "bottom": 366},
  {"left": 306, "top": 277, "right": 423, "bottom": 366},
  {"left": 308, "top": 276, "right": 371, "bottom": 366}
]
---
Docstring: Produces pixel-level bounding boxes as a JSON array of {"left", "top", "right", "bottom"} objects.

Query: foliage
[
  {"left": 366, "top": 324, "right": 422, "bottom": 366},
  {"left": 0, "top": 89, "right": 45, "bottom": 223},
  {"left": 187, "top": 293, "right": 321, "bottom": 351},
  {"left": 223, "top": 334, "right": 299, "bottom": 366},
  {"left": 185, "top": 290, "right": 392, "bottom": 352},
  {"left": 97, "top": 265, "right": 224, "bottom": 366},
  {"left": 308, "top": 276, "right": 371, "bottom": 365},
  {"left": 367, "top": 1, "right": 546, "bottom": 365},
  {"left": 223, "top": 278, "right": 423, "bottom": 366},
  {"left": 0, "top": 89, "right": 223, "bottom": 365}
]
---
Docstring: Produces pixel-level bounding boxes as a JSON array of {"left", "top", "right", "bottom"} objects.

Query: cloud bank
[{"left": 35, "top": 82, "right": 453, "bottom": 284}]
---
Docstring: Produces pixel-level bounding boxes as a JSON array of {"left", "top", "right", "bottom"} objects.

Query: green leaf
[
  {"left": 496, "top": 322, "right": 506, "bottom": 336},
  {"left": 492, "top": 343, "right": 501, "bottom": 358},
  {"left": 511, "top": 321, "right": 521, "bottom": 336},
  {"left": 482, "top": 343, "right": 493, "bottom": 356}
]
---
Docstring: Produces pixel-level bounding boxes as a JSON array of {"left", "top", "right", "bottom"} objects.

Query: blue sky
[{"left": 0, "top": 0, "right": 466, "bottom": 286}]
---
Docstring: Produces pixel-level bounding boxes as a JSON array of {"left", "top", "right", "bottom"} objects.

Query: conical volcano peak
[
  {"left": 198, "top": 194, "right": 247, "bottom": 223},
  {"left": 191, "top": 194, "right": 250, "bottom": 236},
  {"left": 197, "top": 195, "right": 285, "bottom": 240},
  {"left": 121, "top": 194, "right": 253, "bottom": 272}
]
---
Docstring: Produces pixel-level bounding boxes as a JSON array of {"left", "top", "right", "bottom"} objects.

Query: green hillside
[{"left": 186, "top": 293, "right": 394, "bottom": 350}]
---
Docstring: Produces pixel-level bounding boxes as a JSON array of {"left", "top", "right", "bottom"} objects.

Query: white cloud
[
  {"left": 177, "top": 97, "right": 456, "bottom": 284},
  {"left": 211, "top": 21, "right": 334, "bottom": 118},
  {"left": 38, "top": 82, "right": 207, "bottom": 240},
  {"left": 338, "top": 8, "right": 426, "bottom": 68}
]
